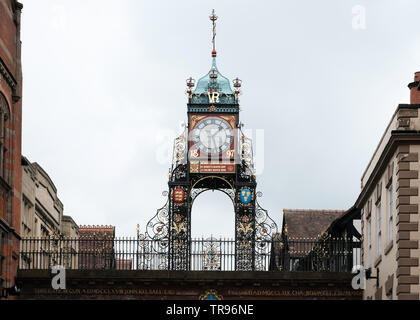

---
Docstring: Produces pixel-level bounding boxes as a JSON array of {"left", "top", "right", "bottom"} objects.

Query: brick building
[
  {"left": 78, "top": 225, "right": 115, "bottom": 269},
  {"left": 0, "top": 0, "right": 23, "bottom": 295}
]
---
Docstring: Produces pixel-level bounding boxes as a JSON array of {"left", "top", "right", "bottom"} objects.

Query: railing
[
  {"left": 274, "top": 237, "right": 361, "bottom": 272},
  {"left": 18, "top": 237, "right": 360, "bottom": 272}
]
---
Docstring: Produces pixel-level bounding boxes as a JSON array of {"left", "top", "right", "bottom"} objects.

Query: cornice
[
  {"left": 355, "top": 131, "right": 420, "bottom": 208},
  {"left": 187, "top": 103, "right": 239, "bottom": 114},
  {"left": 360, "top": 104, "right": 420, "bottom": 182},
  {"left": 35, "top": 201, "right": 60, "bottom": 228},
  {"left": 32, "top": 162, "right": 58, "bottom": 194}
]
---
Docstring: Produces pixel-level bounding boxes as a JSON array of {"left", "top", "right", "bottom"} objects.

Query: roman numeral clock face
[{"left": 191, "top": 117, "right": 234, "bottom": 156}]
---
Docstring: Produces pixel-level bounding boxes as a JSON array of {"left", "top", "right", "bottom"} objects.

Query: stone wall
[{"left": 16, "top": 270, "right": 362, "bottom": 300}]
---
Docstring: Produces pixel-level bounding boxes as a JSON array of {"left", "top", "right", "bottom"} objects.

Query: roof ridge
[
  {"left": 79, "top": 225, "right": 115, "bottom": 229},
  {"left": 283, "top": 209, "right": 346, "bottom": 213}
]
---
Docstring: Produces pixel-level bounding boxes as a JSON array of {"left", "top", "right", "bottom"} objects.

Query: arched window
[{"left": 0, "top": 92, "right": 10, "bottom": 180}]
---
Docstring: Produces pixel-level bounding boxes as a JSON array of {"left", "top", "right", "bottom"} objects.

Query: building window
[
  {"left": 376, "top": 181, "right": 382, "bottom": 203},
  {"left": 0, "top": 232, "right": 4, "bottom": 276},
  {"left": 377, "top": 202, "right": 382, "bottom": 256},
  {"left": 41, "top": 224, "right": 49, "bottom": 238},
  {"left": 0, "top": 93, "right": 9, "bottom": 180},
  {"left": 34, "top": 218, "right": 39, "bottom": 237},
  {"left": 388, "top": 183, "right": 393, "bottom": 242},
  {"left": 367, "top": 218, "right": 372, "bottom": 268}
]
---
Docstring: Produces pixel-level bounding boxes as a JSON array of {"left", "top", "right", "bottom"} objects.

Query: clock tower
[{"left": 146, "top": 10, "right": 277, "bottom": 271}]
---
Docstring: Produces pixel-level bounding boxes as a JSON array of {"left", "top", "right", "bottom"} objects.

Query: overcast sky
[{"left": 19, "top": 0, "right": 420, "bottom": 238}]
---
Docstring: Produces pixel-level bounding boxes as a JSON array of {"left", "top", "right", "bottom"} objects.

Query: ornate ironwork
[
  {"left": 255, "top": 201, "right": 278, "bottom": 241},
  {"left": 190, "top": 188, "right": 235, "bottom": 205},
  {"left": 19, "top": 237, "right": 360, "bottom": 272},
  {"left": 143, "top": 10, "right": 278, "bottom": 272},
  {"left": 146, "top": 198, "right": 169, "bottom": 241},
  {"left": 238, "top": 128, "right": 255, "bottom": 179},
  {"left": 146, "top": 123, "right": 275, "bottom": 271},
  {"left": 137, "top": 231, "right": 168, "bottom": 270},
  {"left": 168, "top": 185, "right": 190, "bottom": 270},
  {"left": 171, "top": 127, "right": 188, "bottom": 170},
  {"left": 254, "top": 200, "right": 278, "bottom": 270},
  {"left": 202, "top": 237, "right": 221, "bottom": 270}
]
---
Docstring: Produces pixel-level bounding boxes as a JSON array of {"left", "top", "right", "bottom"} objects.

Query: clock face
[{"left": 191, "top": 116, "right": 234, "bottom": 155}]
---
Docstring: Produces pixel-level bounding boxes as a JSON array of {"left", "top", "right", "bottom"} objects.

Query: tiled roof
[{"left": 282, "top": 209, "right": 345, "bottom": 240}]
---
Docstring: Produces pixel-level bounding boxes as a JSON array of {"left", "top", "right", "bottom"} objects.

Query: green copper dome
[{"left": 193, "top": 58, "right": 233, "bottom": 95}]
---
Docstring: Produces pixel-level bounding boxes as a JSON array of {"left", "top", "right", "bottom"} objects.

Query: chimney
[{"left": 408, "top": 72, "right": 420, "bottom": 104}]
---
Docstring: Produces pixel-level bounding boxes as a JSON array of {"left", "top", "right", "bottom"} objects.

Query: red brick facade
[
  {"left": 78, "top": 226, "right": 116, "bottom": 270},
  {"left": 0, "top": 0, "right": 23, "bottom": 296},
  {"left": 409, "top": 72, "right": 420, "bottom": 104}
]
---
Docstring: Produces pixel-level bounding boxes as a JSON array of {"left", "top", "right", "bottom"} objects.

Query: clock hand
[{"left": 210, "top": 126, "right": 223, "bottom": 138}]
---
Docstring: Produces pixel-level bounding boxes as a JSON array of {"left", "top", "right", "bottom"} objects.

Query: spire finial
[{"left": 210, "top": 9, "right": 218, "bottom": 57}]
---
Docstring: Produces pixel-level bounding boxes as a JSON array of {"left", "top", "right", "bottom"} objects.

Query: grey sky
[{"left": 19, "top": 0, "right": 420, "bottom": 238}]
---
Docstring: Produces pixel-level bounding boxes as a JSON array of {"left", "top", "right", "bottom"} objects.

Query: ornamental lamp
[
  {"left": 186, "top": 77, "right": 196, "bottom": 95},
  {"left": 233, "top": 77, "right": 242, "bottom": 96}
]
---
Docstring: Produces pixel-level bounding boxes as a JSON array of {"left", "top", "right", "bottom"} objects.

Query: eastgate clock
[{"left": 191, "top": 116, "right": 234, "bottom": 156}]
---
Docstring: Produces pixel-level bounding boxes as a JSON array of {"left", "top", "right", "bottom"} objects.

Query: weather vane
[{"left": 210, "top": 9, "right": 218, "bottom": 57}]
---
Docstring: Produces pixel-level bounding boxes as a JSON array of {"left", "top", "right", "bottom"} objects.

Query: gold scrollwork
[
  {"left": 238, "top": 222, "right": 253, "bottom": 235},
  {"left": 172, "top": 221, "right": 186, "bottom": 234}
]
